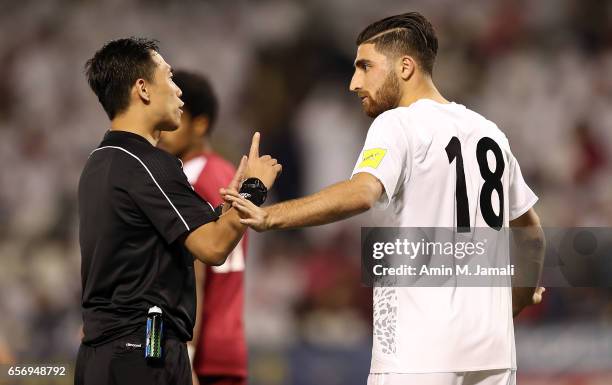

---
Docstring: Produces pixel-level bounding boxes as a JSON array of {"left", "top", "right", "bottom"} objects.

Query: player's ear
[
  {"left": 135, "top": 78, "right": 151, "bottom": 103},
  {"left": 399, "top": 55, "right": 416, "bottom": 81},
  {"left": 193, "top": 116, "right": 210, "bottom": 137}
]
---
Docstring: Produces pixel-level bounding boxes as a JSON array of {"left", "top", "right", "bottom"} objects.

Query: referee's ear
[{"left": 135, "top": 78, "right": 151, "bottom": 103}]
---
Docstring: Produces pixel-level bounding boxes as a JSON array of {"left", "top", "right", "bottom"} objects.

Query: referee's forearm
[
  {"left": 266, "top": 180, "right": 372, "bottom": 230},
  {"left": 185, "top": 209, "right": 246, "bottom": 265},
  {"left": 209, "top": 209, "right": 246, "bottom": 257}
]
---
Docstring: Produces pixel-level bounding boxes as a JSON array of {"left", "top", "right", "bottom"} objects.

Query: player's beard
[{"left": 364, "top": 71, "right": 401, "bottom": 118}]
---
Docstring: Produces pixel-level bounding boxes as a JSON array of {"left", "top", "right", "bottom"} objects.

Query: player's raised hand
[
  {"left": 244, "top": 132, "right": 282, "bottom": 188},
  {"left": 220, "top": 189, "right": 270, "bottom": 232}
]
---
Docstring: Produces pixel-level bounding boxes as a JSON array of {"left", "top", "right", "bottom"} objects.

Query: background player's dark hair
[
  {"left": 356, "top": 12, "right": 438, "bottom": 75},
  {"left": 85, "top": 37, "right": 159, "bottom": 120},
  {"left": 172, "top": 70, "right": 219, "bottom": 135}
]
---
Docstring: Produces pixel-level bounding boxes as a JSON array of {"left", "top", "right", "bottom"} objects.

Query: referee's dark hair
[
  {"left": 85, "top": 37, "right": 159, "bottom": 120},
  {"left": 172, "top": 70, "right": 219, "bottom": 135},
  {"left": 356, "top": 12, "right": 438, "bottom": 75}
]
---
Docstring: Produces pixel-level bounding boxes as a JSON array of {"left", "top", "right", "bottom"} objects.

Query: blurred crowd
[{"left": 0, "top": 0, "right": 611, "bottom": 383}]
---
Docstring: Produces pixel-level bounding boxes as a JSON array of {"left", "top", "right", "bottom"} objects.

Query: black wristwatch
[{"left": 239, "top": 178, "right": 268, "bottom": 206}]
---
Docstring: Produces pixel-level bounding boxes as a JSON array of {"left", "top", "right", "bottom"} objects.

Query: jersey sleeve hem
[
  {"left": 166, "top": 209, "right": 220, "bottom": 245},
  {"left": 509, "top": 196, "right": 538, "bottom": 221}
]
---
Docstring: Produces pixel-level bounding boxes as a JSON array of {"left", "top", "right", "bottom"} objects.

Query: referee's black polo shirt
[{"left": 78, "top": 130, "right": 218, "bottom": 347}]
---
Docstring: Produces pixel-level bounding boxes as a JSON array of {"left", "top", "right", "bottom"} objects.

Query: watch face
[
  {"left": 245, "top": 178, "right": 266, "bottom": 192},
  {"left": 240, "top": 178, "right": 267, "bottom": 206}
]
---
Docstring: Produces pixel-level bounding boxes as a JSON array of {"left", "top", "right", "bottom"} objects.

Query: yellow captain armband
[{"left": 358, "top": 148, "right": 387, "bottom": 169}]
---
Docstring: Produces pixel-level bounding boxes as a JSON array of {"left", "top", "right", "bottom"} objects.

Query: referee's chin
[{"left": 155, "top": 119, "right": 181, "bottom": 132}]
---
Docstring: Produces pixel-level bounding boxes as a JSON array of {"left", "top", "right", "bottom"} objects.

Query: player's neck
[
  {"left": 110, "top": 112, "right": 160, "bottom": 146},
  {"left": 181, "top": 140, "right": 211, "bottom": 162},
  {"left": 399, "top": 78, "right": 449, "bottom": 107}
]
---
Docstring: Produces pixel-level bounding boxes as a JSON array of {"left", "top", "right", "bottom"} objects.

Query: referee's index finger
[{"left": 249, "top": 132, "right": 260, "bottom": 158}]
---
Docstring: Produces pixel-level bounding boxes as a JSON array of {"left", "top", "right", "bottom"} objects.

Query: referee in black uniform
[{"left": 75, "top": 38, "right": 280, "bottom": 385}]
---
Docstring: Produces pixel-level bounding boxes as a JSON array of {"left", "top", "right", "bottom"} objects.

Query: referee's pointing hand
[{"left": 244, "top": 132, "right": 282, "bottom": 188}]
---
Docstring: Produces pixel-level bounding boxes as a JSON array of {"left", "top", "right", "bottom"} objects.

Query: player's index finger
[{"left": 249, "top": 132, "right": 260, "bottom": 158}]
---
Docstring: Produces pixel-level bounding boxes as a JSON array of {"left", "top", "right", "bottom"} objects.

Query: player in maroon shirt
[{"left": 158, "top": 70, "right": 247, "bottom": 385}]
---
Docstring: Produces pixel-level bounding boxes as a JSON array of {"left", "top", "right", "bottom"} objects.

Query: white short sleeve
[
  {"left": 350, "top": 111, "right": 409, "bottom": 209},
  {"left": 508, "top": 153, "right": 538, "bottom": 220}
]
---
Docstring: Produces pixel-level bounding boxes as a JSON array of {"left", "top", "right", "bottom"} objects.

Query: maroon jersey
[{"left": 183, "top": 152, "right": 247, "bottom": 377}]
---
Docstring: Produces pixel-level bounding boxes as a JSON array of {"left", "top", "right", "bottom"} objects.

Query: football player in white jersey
[{"left": 223, "top": 12, "right": 545, "bottom": 385}]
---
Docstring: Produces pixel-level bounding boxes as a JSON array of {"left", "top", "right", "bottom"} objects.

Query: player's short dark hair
[
  {"left": 356, "top": 12, "right": 438, "bottom": 75},
  {"left": 85, "top": 37, "right": 159, "bottom": 120},
  {"left": 172, "top": 70, "right": 219, "bottom": 135}
]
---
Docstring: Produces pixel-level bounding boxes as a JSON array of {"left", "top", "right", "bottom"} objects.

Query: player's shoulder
[
  {"left": 366, "top": 104, "right": 438, "bottom": 147},
  {"left": 462, "top": 105, "right": 502, "bottom": 130},
  {"left": 371, "top": 100, "right": 459, "bottom": 128},
  {"left": 367, "top": 101, "right": 454, "bottom": 139},
  {"left": 391, "top": 98, "right": 450, "bottom": 117},
  {"left": 368, "top": 108, "right": 410, "bottom": 139},
  {"left": 462, "top": 106, "right": 511, "bottom": 148},
  {"left": 371, "top": 107, "right": 408, "bottom": 126}
]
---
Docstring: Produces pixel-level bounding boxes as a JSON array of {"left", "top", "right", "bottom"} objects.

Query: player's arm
[
  {"left": 224, "top": 114, "right": 404, "bottom": 231},
  {"left": 222, "top": 172, "right": 383, "bottom": 231},
  {"left": 185, "top": 133, "right": 281, "bottom": 264},
  {"left": 509, "top": 207, "right": 546, "bottom": 317}
]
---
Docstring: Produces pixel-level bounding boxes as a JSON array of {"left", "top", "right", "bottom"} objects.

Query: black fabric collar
[{"left": 103, "top": 130, "right": 152, "bottom": 146}]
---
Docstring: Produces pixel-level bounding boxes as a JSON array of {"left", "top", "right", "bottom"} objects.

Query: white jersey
[{"left": 351, "top": 99, "right": 538, "bottom": 373}]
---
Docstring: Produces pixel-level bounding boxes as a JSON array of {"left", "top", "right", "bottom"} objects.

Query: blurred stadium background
[{"left": 0, "top": 0, "right": 611, "bottom": 384}]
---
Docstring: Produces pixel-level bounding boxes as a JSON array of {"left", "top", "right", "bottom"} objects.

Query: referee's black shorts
[{"left": 74, "top": 326, "right": 191, "bottom": 385}]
